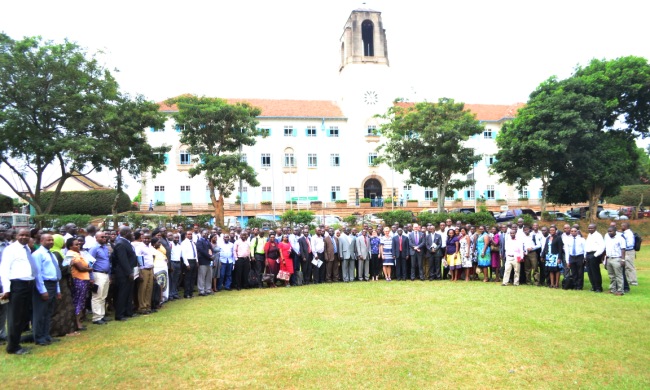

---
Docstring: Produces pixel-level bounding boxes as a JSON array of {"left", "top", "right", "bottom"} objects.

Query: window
[
  {"left": 483, "top": 129, "right": 493, "bottom": 139},
  {"left": 368, "top": 152, "right": 378, "bottom": 166},
  {"left": 306, "top": 126, "right": 317, "bottom": 137},
  {"left": 154, "top": 185, "right": 165, "bottom": 192},
  {"left": 284, "top": 126, "right": 294, "bottom": 137},
  {"left": 309, "top": 186, "right": 318, "bottom": 192},
  {"left": 485, "top": 155, "right": 495, "bottom": 166},
  {"left": 180, "top": 185, "right": 191, "bottom": 203},
  {"left": 285, "top": 186, "right": 295, "bottom": 192},
  {"left": 284, "top": 153, "right": 295, "bottom": 167},
  {"left": 331, "top": 186, "right": 341, "bottom": 201},
  {"left": 308, "top": 153, "right": 318, "bottom": 167},
  {"left": 149, "top": 126, "right": 163, "bottom": 132},
  {"left": 240, "top": 153, "right": 247, "bottom": 163},
  {"left": 403, "top": 185, "right": 412, "bottom": 190},
  {"left": 328, "top": 126, "right": 339, "bottom": 137},
  {"left": 445, "top": 193, "right": 455, "bottom": 201},
  {"left": 361, "top": 20, "right": 374, "bottom": 56},
  {"left": 538, "top": 187, "right": 544, "bottom": 199},
  {"left": 175, "top": 124, "right": 184, "bottom": 132},
  {"left": 262, "top": 186, "right": 271, "bottom": 192},
  {"left": 330, "top": 154, "right": 340, "bottom": 167},
  {"left": 367, "top": 125, "right": 377, "bottom": 136},
  {"left": 258, "top": 128, "right": 271, "bottom": 136},
  {"left": 261, "top": 186, "right": 272, "bottom": 201},
  {"left": 424, "top": 188, "right": 434, "bottom": 200},
  {"left": 487, "top": 185, "right": 495, "bottom": 200},
  {"left": 261, "top": 153, "right": 271, "bottom": 168},
  {"left": 465, "top": 188, "right": 475, "bottom": 200},
  {"left": 153, "top": 186, "right": 165, "bottom": 203},
  {"left": 238, "top": 186, "right": 248, "bottom": 193},
  {"left": 519, "top": 187, "right": 529, "bottom": 199},
  {"left": 181, "top": 185, "right": 191, "bottom": 191},
  {"left": 179, "top": 150, "right": 191, "bottom": 165}
]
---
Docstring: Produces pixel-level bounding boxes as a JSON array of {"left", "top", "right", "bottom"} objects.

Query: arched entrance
[{"left": 364, "top": 178, "right": 382, "bottom": 199}]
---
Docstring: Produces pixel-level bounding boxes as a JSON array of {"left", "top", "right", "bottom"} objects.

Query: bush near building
[
  {"left": 39, "top": 190, "right": 131, "bottom": 215},
  {"left": 0, "top": 194, "right": 13, "bottom": 212}
]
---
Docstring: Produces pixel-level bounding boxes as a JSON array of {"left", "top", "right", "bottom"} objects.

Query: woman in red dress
[
  {"left": 277, "top": 234, "right": 294, "bottom": 287},
  {"left": 264, "top": 232, "right": 281, "bottom": 278}
]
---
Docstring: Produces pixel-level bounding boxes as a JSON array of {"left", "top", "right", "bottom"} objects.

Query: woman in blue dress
[
  {"left": 476, "top": 225, "right": 491, "bottom": 282},
  {"left": 379, "top": 227, "right": 394, "bottom": 281},
  {"left": 369, "top": 229, "right": 382, "bottom": 281},
  {"left": 541, "top": 226, "right": 564, "bottom": 288}
]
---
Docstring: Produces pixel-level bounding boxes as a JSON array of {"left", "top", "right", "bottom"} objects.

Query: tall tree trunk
[
  {"left": 208, "top": 179, "right": 224, "bottom": 228},
  {"left": 437, "top": 184, "right": 447, "bottom": 213},
  {"left": 587, "top": 185, "right": 604, "bottom": 225},
  {"left": 540, "top": 177, "right": 548, "bottom": 213},
  {"left": 112, "top": 169, "right": 123, "bottom": 230}
]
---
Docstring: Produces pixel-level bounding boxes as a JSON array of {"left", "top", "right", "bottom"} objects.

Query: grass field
[{"left": 1, "top": 249, "right": 649, "bottom": 389}]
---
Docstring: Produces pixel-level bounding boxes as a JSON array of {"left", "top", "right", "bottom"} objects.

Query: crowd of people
[{"left": 0, "top": 217, "right": 640, "bottom": 355}]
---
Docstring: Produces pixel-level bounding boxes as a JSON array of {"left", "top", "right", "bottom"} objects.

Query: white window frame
[
  {"left": 330, "top": 154, "right": 340, "bottom": 167},
  {"left": 307, "top": 153, "right": 318, "bottom": 167},
  {"left": 261, "top": 153, "right": 271, "bottom": 168}
]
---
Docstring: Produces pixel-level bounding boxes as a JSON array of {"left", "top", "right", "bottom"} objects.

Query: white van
[{"left": 0, "top": 213, "right": 31, "bottom": 230}]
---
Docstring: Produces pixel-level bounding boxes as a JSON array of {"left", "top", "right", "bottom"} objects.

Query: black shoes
[
  {"left": 93, "top": 320, "right": 108, "bottom": 325},
  {"left": 8, "top": 347, "right": 31, "bottom": 355}
]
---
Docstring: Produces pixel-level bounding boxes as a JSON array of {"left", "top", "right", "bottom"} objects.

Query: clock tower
[{"left": 338, "top": 7, "right": 392, "bottom": 116}]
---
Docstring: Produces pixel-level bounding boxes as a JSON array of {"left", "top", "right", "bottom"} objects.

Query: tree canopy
[
  {"left": 378, "top": 98, "right": 484, "bottom": 212},
  {"left": 0, "top": 33, "right": 119, "bottom": 214},
  {"left": 166, "top": 95, "right": 262, "bottom": 226}
]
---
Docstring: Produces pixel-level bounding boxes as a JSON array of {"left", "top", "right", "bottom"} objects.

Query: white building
[{"left": 141, "top": 8, "right": 541, "bottom": 212}]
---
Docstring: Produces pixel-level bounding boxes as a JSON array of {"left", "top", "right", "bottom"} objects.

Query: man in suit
[
  {"left": 409, "top": 224, "right": 426, "bottom": 281},
  {"left": 355, "top": 229, "right": 370, "bottom": 281},
  {"left": 196, "top": 230, "right": 213, "bottom": 296},
  {"left": 298, "top": 229, "right": 313, "bottom": 285},
  {"left": 324, "top": 228, "right": 339, "bottom": 282},
  {"left": 111, "top": 226, "right": 137, "bottom": 321},
  {"left": 498, "top": 224, "right": 508, "bottom": 280},
  {"left": 339, "top": 228, "right": 355, "bottom": 282},
  {"left": 391, "top": 228, "right": 409, "bottom": 281},
  {"left": 426, "top": 226, "right": 443, "bottom": 280}
]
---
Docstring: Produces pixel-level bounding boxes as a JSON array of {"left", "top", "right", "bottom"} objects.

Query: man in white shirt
[
  {"left": 523, "top": 226, "right": 541, "bottom": 286},
  {"left": 0, "top": 229, "right": 35, "bottom": 355},
  {"left": 180, "top": 232, "right": 198, "bottom": 298},
  {"left": 585, "top": 223, "right": 605, "bottom": 293},
  {"left": 168, "top": 233, "right": 182, "bottom": 300},
  {"left": 288, "top": 228, "right": 301, "bottom": 286},
  {"left": 604, "top": 226, "right": 626, "bottom": 296},
  {"left": 502, "top": 230, "right": 524, "bottom": 287},
  {"left": 132, "top": 232, "right": 154, "bottom": 314},
  {"left": 83, "top": 225, "right": 97, "bottom": 250},
  {"left": 620, "top": 223, "right": 638, "bottom": 286},
  {"left": 217, "top": 235, "right": 235, "bottom": 291},
  {"left": 566, "top": 227, "right": 586, "bottom": 290},
  {"left": 311, "top": 228, "right": 325, "bottom": 283}
]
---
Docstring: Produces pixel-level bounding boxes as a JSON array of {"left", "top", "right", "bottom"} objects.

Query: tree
[
  {"left": 633, "top": 147, "right": 650, "bottom": 184},
  {"left": 0, "top": 33, "right": 119, "bottom": 214},
  {"left": 166, "top": 95, "right": 262, "bottom": 226},
  {"left": 378, "top": 98, "right": 484, "bottom": 212},
  {"left": 95, "top": 94, "right": 170, "bottom": 222}
]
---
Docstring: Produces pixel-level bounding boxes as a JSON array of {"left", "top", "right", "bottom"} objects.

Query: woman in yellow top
[{"left": 67, "top": 237, "right": 93, "bottom": 331}]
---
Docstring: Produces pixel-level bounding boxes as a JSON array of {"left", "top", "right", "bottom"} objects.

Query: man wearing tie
[
  {"left": 323, "top": 228, "right": 339, "bottom": 283},
  {"left": 32, "top": 234, "right": 61, "bottom": 346},
  {"left": 426, "top": 226, "right": 443, "bottom": 280},
  {"left": 0, "top": 229, "right": 37, "bottom": 355},
  {"left": 585, "top": 223, "right": 605, "bottom": 292},
  {"left": 409, "top": 224, "right": 425, "bottom": 281},
  {"left": 355, "top": 229, "right": 370, "bottom": 281},
  {"left": 391, "top": 228, "right": 410, "bottom": 281},
  {"left": 567, "top": 227, "right": 586, "bottom": 290},
  {"left": 338, "top": 228, "right": 355, "bottom": 283},
  {"left": 111, "top": 227, "right": 137, "bottom": 321},
  {"left": 180, "top": 231, "right": 198, "bottom": 298}
]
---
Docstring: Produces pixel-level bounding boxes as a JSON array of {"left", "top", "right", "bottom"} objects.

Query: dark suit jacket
[
  {"left": 541, "top": 234, "right": 564, "bottom": 262},
  {"left": 408, "top": 231, "right": 425, "bottom": 255},
  {"left": 323, "top": 235, "right": 336, "bottom": 262},
  {"left": 298, "top": 236, "right": 312, "bottom": 261},
  {"left": 196, "top": 237, "right": 212, "bottom": 266},
  {"left": 391, "top": 234, "right": 410, "bottom": 259},
  {"left": 111, "top": 236, "right": 137, "bottom": 278},
  {"left": 426, "top": 232, "right": 443, "bottom": 256}
]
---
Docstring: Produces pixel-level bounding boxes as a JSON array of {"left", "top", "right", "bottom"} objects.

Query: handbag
[
  {"left": 261, "top": 264, "right": 275, "bottom": 285},
  {"left": 248, "top": 269, "right": 260, "bottom": 287},
  {"left": 277, "top": 270, "right": 291, "bottom": 281}
]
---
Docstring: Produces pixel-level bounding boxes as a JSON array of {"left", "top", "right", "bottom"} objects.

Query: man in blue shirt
[
  {"left": 0, "top": 228, "right": 9, "bottom": 345},
  {"left": 32, "top": 234, "right": 61, "bottom": 346},
  {"left": 89, "top": 232, "right": 111, "bottom": 325}
]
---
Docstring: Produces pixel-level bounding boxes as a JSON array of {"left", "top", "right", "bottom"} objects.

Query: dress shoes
[
  {"left": 93, "top": 320, "right": 107, "bottom": 325},
  {"left": 101, "top": 317, "right": 112, "bottom": 322},
  {"left": 8, "top": 347, "right": 31, "bottom": 355}
]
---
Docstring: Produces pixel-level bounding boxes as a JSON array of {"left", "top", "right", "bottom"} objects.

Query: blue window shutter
[
  {"left": 268, "top": 128, "right": 272, "bottom": 136},
  {"left": 149, "top": 126, "right": 155, "bottom": 132},
  {"left": 305, "top": 128, "right": 309, "bottom": 136},
  {"left": 326, "top": 129, "right": 331, "bottom": 137},
  {"left": 175, "top": 124, "right": 181, "bottom": 132},
  {"left": 495, "top": 190, "right": 500, "bottom": 200},
  {"left": 164, "top": 153, "right": 169, "bottom": 165},
  {"left": 484, "top": 190, "right": 488, "bottom": 199},
  {"left": 292, "top": 128, "right": 297, "bottom": 137}
]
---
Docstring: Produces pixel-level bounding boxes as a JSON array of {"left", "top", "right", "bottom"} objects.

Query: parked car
[
  {"left": 449, "top": 208, "right": 475, "bottom": 214},
  {"left": 598, "top": 209, "right": 629, "bottom": 220},
  {"left": 567, "top": 206, "right": 604, "bottom": 219},
  {"left": 363, "top": 213, "right": 384, "bottom": 225},
  {"left": 535, "top": 211, "right": 578, "bottom": 221},
  {"left": 0, "top": 213, "right": 32, "bottom": 230},
  {"left": 495, "top": 208, "right": 536, "bottom": 223},
  {"left": 420, "top": 208, "right": 448, "bottom": 214},
  {"left": 313, "top": 215, "right": 346, "bottom": 227},
  {"left": 618, "top": 206, "right": 646, "bottom": 219}
]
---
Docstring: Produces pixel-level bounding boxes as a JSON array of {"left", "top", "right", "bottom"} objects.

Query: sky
[{"left": 1, "top": 0, "right": 649, "bottom": 198}]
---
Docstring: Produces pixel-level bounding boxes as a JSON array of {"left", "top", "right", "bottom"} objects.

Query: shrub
[
  {"left": 246, "top": 217, "right": 266, "bottom": 229},
  {"left": 417, "top": 212, "right": 496, "bottom": 228},
  {"left": 260, "top": 201, "right": 272, "bottom": 205},
  {"left": 407, "top": 199, "right": 418, "bottom": 202},
  {"left": 181, "top": 202, "right": 193, "bottom": 206},
  {"left": 39, "top": 190, "right": 131, "bottom": 215},
  {"left": 541, "top": 211, "right": 554, "bottom": 222},
  {"left": 281, "top": 210, "right": 314, "bottom": 227},
  {"left": 521, "top": 214, "right": 536, "bottom": 227},
  {"left": 343, "top": 215, "right": 358, "bottom": 225},
  {"left": 310, "top": 201, "right": 323, "bottom": 206},
  {"left": 518, "top": 197, "right": 529, "bottom": 201},
  {"left": 606, "top": 185, "right": 650, "bottom": 206},
  {"left": 286, "top": 200, "right": 297, "bottom": 205},
  {"left": 432, "top": 198, "right": 438, "bottom": 202},
  {"left": 454, "top": 198, "right": 463, "bottom": 202},
  {"left": 0, "top": 194, "right": 13, "bottom": 212},
  {"left": 377, "top": 210, "right": 415, "bottom": 227},
  {"left": 155, "top": 201, "right": 165, "bottom": 206},
  {"left": 360, "top": 198, "right": 371, "bottom": 203},
  {"left": 496, "top": 199, "right": 506, "bottom": 203},
  {"left": 335, "top": 200, "right": 348, "bottom": 204},
  {"left": 34, "top": 214, "right": 94, "bottom": 230}
]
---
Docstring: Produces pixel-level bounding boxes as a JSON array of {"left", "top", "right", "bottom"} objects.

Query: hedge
[
  {"left": 0, "top": 194, "right": 13, "bottom": 212},
  {"left": 376, "top": 210, "right": 415, "bottom": 227},
  {"left": 39, "top": 190, "right": 131, "bottom": 216},
  {"left": 417, "top": 212, "right": 496, "bottom": 227},
  {"left": 606, "top": 185, "right": 650, "bottom": 207},
  {"left": 34, "top": 214, "right": 94, "bottom": 230}
]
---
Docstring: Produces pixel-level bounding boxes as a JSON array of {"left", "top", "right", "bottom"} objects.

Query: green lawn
[{"left": 1, "top": 250, "right": 649, "bottom": 389}]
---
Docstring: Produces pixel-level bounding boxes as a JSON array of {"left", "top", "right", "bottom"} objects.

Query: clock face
[{"left": 364, "top": 90, "right": 378, "bottom": 105}]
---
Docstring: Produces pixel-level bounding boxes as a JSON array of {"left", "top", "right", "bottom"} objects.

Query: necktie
[
  {"left": 332, "top": 237, "right": 337, "bottom": 253},
  {"left": 191, "top": 241, "right": 196, "bottom": 258},
  {"left": 25, "top": 245, "right": 38, "bottom": 278},
  {"left": 49, "top": 250, "right": 62, "bottom": 281},
  {"left": 365, "top": 236, "right": 368, "bottom": 249},
  {"left": 399, "top": 236, "right": 402, "bottom": 251},
  {"left": 415, "top": 233, "right": 418, "bottom": 245},
  {"left": 572, "top": 237, "right": 576, "bottom": 256},
  {"left": 306, "top": 237, "right": 311, "bottom": 253}
]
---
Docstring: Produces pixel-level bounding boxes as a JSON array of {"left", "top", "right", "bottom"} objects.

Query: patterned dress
[
  {"left": 446, "top": 236, "right": 461, "bottom": 270},
  {"left": 380, "top": 235, "right": 394, "bottom": 265},
  {"left": 476, "top": 233, "right": 491, "bottom": 267},
  {"left": 460, "top": 235, "right": 472, "bottom": 268},
  {"left": 545, "top": 237, "right": 563, "bottom": 271}
]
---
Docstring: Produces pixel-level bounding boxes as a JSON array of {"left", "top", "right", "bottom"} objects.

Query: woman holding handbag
[
  {"left": 264, "top": 232, "right": 281, "bottom": 287},
  {"left": 277, "top": 234, "right": 294, "bottom": 287}
]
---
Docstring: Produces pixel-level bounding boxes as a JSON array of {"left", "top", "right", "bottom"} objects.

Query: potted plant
[
  {"left": 181, "top": 202, "right": 193, "bottom": 211},
  {"left": 153, "top": 201, "right": 166, "bottom": 211}
]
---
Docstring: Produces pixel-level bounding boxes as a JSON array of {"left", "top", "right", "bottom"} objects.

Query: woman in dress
[
  {"left": 541, "top": 226, "right": 564, "bottom": 288},
  {"left": 459, "top": 228, "right": 472, "bottom": 281},
  {"left": 446, "top": 229, "right": 461, "bottom": 281},
  {"left": 264, "top": 232, "right": 281, "bottom": 283},
  {"left": 476, "top": 225, "right": 492, "bottom": 282},
  {"left": 210, "top": 234, "right": 221, "bottom": 293},
  {"left": 50, "top": 234, "right": 78, "bottom": 337},
  {"left": 489, "top": 226, "right": 501, "bottom": 283},
  {"left": 278, "top": 234, "right": 294, "bottom": 287},
  {"left": 469, "top": 226, "right": 478, "bottom": 280},
  {"left": 378, "top": 227, "right": 393, "bottom": 281},
  {"left": 369, "top": 229, "right": 381, "bottom": 281},
  {"left": 67, "top": 237, "right": 93, "bottom": 331}
]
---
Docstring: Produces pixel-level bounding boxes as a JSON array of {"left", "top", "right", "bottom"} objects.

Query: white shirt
[
  {"left": 621, "top": 229, "right": 635, "bottom": 250},
  {"left": 218, "top": 241, "right": 235, "bottom": 264},
  {"left": 604, "top": 233, "right": 626, "bottom": 259},
  {"left": 504, "top": 237, "right": 524, "bottom": 259},
  {"left": 132, "top": 241, "right": 154, "bottom": 269},
  {"left": 565, "top": 235, "right": 586, "bottom": 258},
  {"left": 288, "top": 234, "right": 300, "bottom": 254},
  {"left": 0, "top": 242, "right": 34, "bottom": 293},
  {"left": 523, "top": 233, "right": 541, "bottom": 253},
  {"left": 169, "top": 242, "right": 182, "bottom": 261},
  {"left": 83, "top": 235, "right": 97, "bottom": 250},
  {"left": 439, "top": 230, "right": 447, "bottom": 248},
  {"left": 532, "top": 230, "right": 544, "bottom": 250},
  {"left": 585, "top": 231, "right": 605, "bottom": 257},
  {"left": 180, "top": 238, "right": 197, "bottom": 267},
  {"left": 311, "top": 235, "right": 325, "bottom": 255}
]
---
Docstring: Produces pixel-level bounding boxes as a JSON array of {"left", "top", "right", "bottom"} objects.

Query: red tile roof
[
  {"left": 159, "top": 98, "right": 345, "bottom": 119},
  {"left": 395, "top": 102, "right": 525, "bottom": 122}
]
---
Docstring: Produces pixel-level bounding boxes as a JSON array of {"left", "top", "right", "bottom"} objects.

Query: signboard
[{"left": 291, "top": 196, "right": 318, "bottom": 201}]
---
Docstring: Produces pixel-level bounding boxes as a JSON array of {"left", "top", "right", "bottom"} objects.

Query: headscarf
[{"left": 52, "top": 234, "right": 65, "bottom": 258}]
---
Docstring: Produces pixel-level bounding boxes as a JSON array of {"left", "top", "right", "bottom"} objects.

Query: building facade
[{"left": 141, "top": 8, "right": 541, "bottom": 212}]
